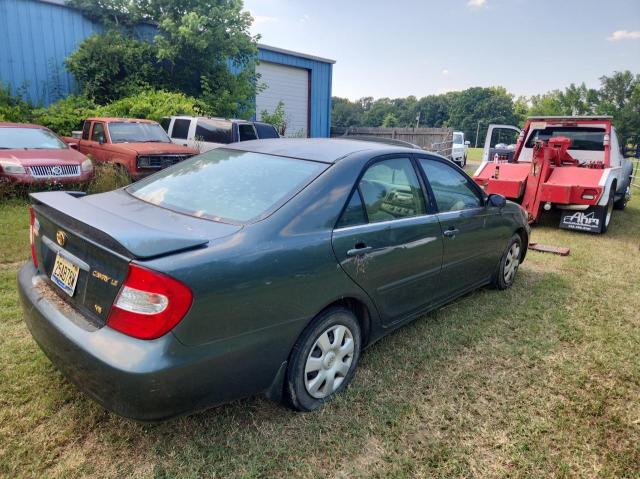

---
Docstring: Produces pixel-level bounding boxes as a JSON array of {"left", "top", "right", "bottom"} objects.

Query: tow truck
[{"left": 472, "top": 116, "right": 633, "bottom": 234}]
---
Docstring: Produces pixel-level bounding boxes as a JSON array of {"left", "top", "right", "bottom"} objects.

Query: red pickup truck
[{"left": 64, "top": 118, "right": 198, "bottom": 180}]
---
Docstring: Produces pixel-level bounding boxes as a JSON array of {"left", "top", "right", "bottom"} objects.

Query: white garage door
[{"left": 256, "top": 62, "right": 309, "bottom": 138}]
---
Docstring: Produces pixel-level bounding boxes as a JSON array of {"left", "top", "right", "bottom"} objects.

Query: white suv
[{"left": 161, "top": 116, "right": 280, "bottom": 153}]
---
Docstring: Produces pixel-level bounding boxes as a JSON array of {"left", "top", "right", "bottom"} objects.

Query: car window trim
[
  {"left": 415, "top": 153, "right": 487, "bottom": 213},
  {"left": 333, "top": 153, "right": 434, "bottom": 231}
]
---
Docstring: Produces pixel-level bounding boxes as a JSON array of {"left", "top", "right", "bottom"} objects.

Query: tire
[
  {"left": 614, "top": 185, "right": 630, "bottom": 210},
  {"left": 595, "top": 188, "right": 615, "bottom": 234},
  {"left": 491, "top": 234, "right": 522, "bottom": 290},
  {"left": 462, "top": 154, "right": 467, "bottom": 168},
  {"left": 285, "top": 307, "right": 362, "bottom": 411}
]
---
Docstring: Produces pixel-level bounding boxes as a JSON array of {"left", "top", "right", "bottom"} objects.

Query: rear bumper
[{"left": 17, "top": 262, "right": 278, "bottom": 421}]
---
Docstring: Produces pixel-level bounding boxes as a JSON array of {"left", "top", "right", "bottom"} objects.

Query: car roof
[
  {"left": 527, "top": 115, "right": 612, "bottom": 121},
  {"left": 223, "top": 138, "right": 421, "bottom": 163},
  {"left": 86, "top": 117, "right": 159, "bottom": 124},
  {"left": 0, "top": 122, "right": 47, "bottom": 129}
]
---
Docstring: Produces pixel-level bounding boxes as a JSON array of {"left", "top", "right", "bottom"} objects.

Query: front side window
[
  {"left": 195, "top": 119, "right": 232, "bottom": 144},
  {"left": 91, "top": 123, "right": 106, "bottom": 143},
  {"left": 419, "top": 159, "right": 481, "bottom": 212},
  {"left": 358, "top": 158, "right": 426, "bottom": 223},
  {"left": 238, "top": 124, "right": 258, "bottom": 141},
  {"left": 128, "top": 149, "right": 327, "bottom": 223},
  {"left": 0, "top": 127, "right": 67, "bottom": 149},
  {"left": 109, "top": 122, "right": 171, "bottom": 143}
]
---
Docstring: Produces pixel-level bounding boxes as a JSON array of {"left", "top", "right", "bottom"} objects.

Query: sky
[{"left": 243, "top": 0, "right": 640, "bottom": 100}]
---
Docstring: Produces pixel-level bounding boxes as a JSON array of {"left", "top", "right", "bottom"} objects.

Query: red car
[{"left": 0, "top": 122, "right": 93, "bottom": 185}]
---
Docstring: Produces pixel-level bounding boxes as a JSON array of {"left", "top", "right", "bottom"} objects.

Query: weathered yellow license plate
[{"left": 51, "top": 254, "right": 80, "bottom": 297}]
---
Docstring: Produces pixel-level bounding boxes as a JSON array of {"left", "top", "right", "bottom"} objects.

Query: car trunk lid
[{"left": 30, "top": 190, "right": 239, "bottom": 326}]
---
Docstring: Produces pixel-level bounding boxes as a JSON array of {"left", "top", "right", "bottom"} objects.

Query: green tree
[
  {"left": 331, "top": 97, "right": 363, "bottom": 128},
  {"left": 596, "top": 71, "right": 640, "bottom": 146},
  {"left": 66, "top": 31, "right": 161, "bottom": 104},
  {"left": 67, "top": 0, "right": 259, "bottom": 118},
  {"left": 446, "top": 87, "right": 517, "bottom": 145},
  {"left": 381, "top": 112, "right": 399, "bottom": 128}
]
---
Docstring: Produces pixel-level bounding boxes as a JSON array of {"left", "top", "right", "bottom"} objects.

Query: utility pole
[
  {"left": 415, "top": 112, "right": 421, "bottom": 129},
  {"left": 474, "top": 120, "right": 481, "bottom": 148}
]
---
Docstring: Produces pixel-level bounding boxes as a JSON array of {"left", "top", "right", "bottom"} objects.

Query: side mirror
[
  {"left": 68, "top": 142, "right": 79, "bottom": 150},
  {"left": 464, "top": 140, "right": 470, "bottom": 145},
  {"left": 487, "top": 193, "right": 506, "bottom": 208}
]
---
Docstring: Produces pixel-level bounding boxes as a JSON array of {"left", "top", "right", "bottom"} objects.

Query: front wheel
[
  {"left": 285, "top": 307, "right": 362, "bottom": 411},
  {"left": 614, "top": 185, "right": 630, "bottom": 210},
  {"left": 492, "top": 234, "right": 522, "bottom": 290}
]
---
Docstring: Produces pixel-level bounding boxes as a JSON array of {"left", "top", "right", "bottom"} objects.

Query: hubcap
[
  {"left": 304, "top": 325, "right": 354, "bottom": 399},
  {"left": 503, "top": 242, "right": 520, "bottom": 283}
]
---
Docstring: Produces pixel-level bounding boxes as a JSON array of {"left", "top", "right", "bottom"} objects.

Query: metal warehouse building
[{"left": 0, "top": 0, "right": 335, "bottom": 137}]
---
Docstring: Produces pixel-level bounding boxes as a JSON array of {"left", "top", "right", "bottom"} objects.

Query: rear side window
[
  {"left": 358, "top": 158, "right": 426, "bottom": 223},
  {"left": 195, "top": 119, "right": 232, "bottom": 144},
  {"left": 92, "top": 123, "right": 106, "bottom": 143},
  {"left": 238, "top": 124, "right": 258, "bottom": 141},
  {"left": 255, "top": 122, "right": 279, "bottom": 139},
  {"left": 128, "top": 149, "right": 326, "bottom": 223},
  {"left": 82, "top": 121, "right": 91, "bottom": 140},
  {"left": 525, "top": 127, "right": 605, "bottom": 151},
  {"left": 171, "top": 119, "right": 191, "bottom": 140}
]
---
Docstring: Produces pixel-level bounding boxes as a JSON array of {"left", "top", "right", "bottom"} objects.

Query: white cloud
[
  {"left": 467, "top": 0, "right": 487, "bottom": 8},
  {"left": 441, "top": 69, "right": 449, "bottom": 75},
  {"left": 607, "top": 30, "right": 640, "bottom": 41},
  {"left": 299, "top": 14, "right": 310, "bottom": 24},
  {"left": 252, "top": 15, "right": 277, "bottom": 27}
]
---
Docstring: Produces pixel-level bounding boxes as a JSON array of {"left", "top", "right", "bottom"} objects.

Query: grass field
[
  {"left": 1, "top": 194, "right": 638, "bottom": 478},
  {"left": 467, "top": 147, "right": 483, "bottom": 163}
]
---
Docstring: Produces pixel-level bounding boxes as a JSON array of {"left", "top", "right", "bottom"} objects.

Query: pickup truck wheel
[
  {"left": 614, "top": 185, "right": 630, "bottom": 210},
  {"left": 285, "top": 307, "right": 361, "bottom": 411},
  {"left": 491, "top": 234, "right": 522, "bottom": 290},
  {"left": 462, "top": 154, "right": 467, "bottom": 167},
  {"left": 595, "top": 189, "right": 615, "bottom": 234}
]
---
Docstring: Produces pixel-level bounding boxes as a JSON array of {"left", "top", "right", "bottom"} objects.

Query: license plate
[{"left": 51, "top": 254, "right": 80, "bottom": 297}]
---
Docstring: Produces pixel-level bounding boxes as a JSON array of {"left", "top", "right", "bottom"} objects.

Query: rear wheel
[
  {"left": 285, "top": 307, "right": 361, "bottom": 411},
  {"left": 614, "top": 185, "right": 630, "bottom": 210},
  {"left": 596, "top": 188, "right": 615, "bottom": 234},
  {"left": 492, "top": 234, "right": 522, "bottom": 290}
]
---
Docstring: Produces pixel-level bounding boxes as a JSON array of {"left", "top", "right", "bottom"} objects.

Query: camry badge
[{"left": 56, "top": 230, "right": 67, "bottom": 246}]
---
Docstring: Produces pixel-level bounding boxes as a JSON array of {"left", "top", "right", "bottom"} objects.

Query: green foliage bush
[
  {"left": 97, "top": 89, "right": 198, "bottom": 122},
  {"left": 30, "top": 95, "right": 98, "bottom": 136},
  {"left": 0, "top": 83, "right": 33, "bottom": 123},
  {"left": 66, "top": 31, "right": 161, "bottom": 104}
]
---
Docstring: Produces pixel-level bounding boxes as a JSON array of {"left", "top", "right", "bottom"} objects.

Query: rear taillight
[
  {"left": 29, "top": 206, "right": 39, "bottom": 268},
  {"left": 107, "top": 264, "right": 193, "bottom": 340}
]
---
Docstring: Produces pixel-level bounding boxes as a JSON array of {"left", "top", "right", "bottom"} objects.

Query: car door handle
[
  {"left": 346, "top": 245, "right": 373, "bottom": 257},
  {"left": 443, "top": 228, "right": 459, "bottom": 238}
]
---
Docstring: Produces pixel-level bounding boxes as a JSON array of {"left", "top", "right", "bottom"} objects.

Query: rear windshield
[
  {"left": 127, "top": 149, "right": 327, "bottom": 223},
  {"left": 525, "top": 127, "right": 605, "bottom": 151},
  {"left": 0, "top": 127, "right": 67, "bottom": 149},
  {"left": 108, "top": 122, "right": 171, "bottom": 143}
]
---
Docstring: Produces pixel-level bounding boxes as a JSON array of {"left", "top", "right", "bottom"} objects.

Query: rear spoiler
[{"left": 30, "top": 191, "right": 209, "bottom": 259}]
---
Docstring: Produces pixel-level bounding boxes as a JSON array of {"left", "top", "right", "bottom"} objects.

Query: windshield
[
  {"left": 128, "top": 149, "right": 327, "bottom": 223},
  {"left": 453, "top": 133, "right": 463, "bottom": 144},
  {"left": 525, "top": 127, "right": 605, "bottom": 151},
  {"left": 0, "top": 127, "right": 67, "bottom": 149},
  {"left": 108, "top": 122, "right": 171, "bottom": 143}
]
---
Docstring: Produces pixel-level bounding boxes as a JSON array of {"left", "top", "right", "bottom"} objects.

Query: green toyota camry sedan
[{"left": 18, "top": 139, "right": 529, "bottom": 420}]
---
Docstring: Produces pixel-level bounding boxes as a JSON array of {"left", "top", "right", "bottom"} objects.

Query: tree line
[{"left": 332, "top": 71, "right": 640, "bottom": 148}]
